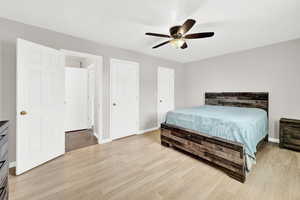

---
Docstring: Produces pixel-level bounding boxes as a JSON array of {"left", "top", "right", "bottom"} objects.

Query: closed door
[
  {"left": 157, "top": 67, "right": 175, "bottom": 124},
  {"left": 65, "top": 67, "right": 88, "bottom": 131},
  {"left": 16, "top": 39, "right": 65, "bottom": 175},
  {"left": 110, "top": 59, "right": 139, "bottom": 140}
]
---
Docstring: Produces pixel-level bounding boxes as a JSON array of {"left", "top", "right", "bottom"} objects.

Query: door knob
[
  {"left": 160, "top": 100, "right": 163, "bottom": 103},
  {"left": 113, "top": 103, "right": 116, "bottom": 106},
  {"left": 20, "top": 111, "right": 27, "bottom": 115}
]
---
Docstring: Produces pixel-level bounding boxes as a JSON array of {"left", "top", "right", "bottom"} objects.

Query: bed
[{"left": 160, "top": 92, "right": 269, "bottom": 183}]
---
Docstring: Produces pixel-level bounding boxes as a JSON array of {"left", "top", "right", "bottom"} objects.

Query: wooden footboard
[{"left": 161, "top": 123, "right": 247, "bottom": 183}]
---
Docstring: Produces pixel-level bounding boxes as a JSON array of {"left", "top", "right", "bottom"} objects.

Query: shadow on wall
[
  {"left": 1, "top": 40, "right": 17, "bottom": 162},
  {"left": 273, "top": 120, "right": 280, "bottom": 140}
]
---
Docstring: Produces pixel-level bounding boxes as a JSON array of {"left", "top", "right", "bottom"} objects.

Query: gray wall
[
  {"left": 0, "top": 18, "right": 185, "bottom": 162},
  {"left": 184, "top": 39, "right": 300, "bottom": 139},
  {"left": 2, "top": 16, "right": 300, "bottom": 163}
]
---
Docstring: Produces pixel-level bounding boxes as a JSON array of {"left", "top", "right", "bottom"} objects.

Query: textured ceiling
[{"left": 1, "top": 0, "right": 300, "bottom": 63}]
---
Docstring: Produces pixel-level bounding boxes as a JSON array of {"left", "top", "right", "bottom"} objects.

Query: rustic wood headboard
[{"left": 205, "top": 92, "right": 269, "bottom": 113}]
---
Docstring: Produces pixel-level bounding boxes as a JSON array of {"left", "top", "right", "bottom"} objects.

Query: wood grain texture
[
  {"left": 280, "top": 118, "right": 300, "bottom": 151},
  {"left": 8, "top": 130, "right": 300, "bottom": 200},
  {"left": 65, "top": 129, "right": 98, "bottom": 152},
  {"left": 205, "top": 92, "right": 269, "bottom": 113},
  {"left": 161, "top": 123, "right": 246, "bottom": 183},
  {"left": 160, "top": 92, "right": 269, "bottom": 183},
  {"left": 0, "top": 121, "right": 9, "bottom": 200}
]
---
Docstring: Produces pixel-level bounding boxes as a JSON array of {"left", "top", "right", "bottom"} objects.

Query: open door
[{"left": 16, "top": 39, "right": 65, "bottom": 175}]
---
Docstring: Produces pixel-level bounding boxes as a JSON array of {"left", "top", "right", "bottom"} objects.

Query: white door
[
  {"left": 87, "top": 64, "right": 95, "bottom": 128},
  {"left": 110, "top": 59, "right": 139, "bottom": 140},
  {"left": 16, "top": 39, "right": 65, "bottom": 175},
  {"left": 65, "top": 67, "right": 88, "bottom": 131},
  {"left": 157, "top": 67, "right": 175, "bottom": 125}
]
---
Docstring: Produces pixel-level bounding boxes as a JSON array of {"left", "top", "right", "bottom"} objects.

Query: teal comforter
[{"left": 166, "top": 105, "right": 268, "bottom": 158}]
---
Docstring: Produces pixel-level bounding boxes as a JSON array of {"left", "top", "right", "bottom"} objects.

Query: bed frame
[{"left": 160, "top": 92, "right": 269, "bottom": 183}]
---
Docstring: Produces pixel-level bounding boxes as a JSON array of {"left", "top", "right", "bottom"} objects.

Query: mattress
[{"left": 165, "top": 105, "right": 268, "bottom": 160}]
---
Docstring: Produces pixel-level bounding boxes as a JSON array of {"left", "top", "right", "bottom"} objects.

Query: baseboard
[
  {"left": 93, "top": 132, "right": 99, "bottom": 140},
  {"left": 138, "top": 126, "right": 160, "bottom": 135},
  {"left": 98, "top": 138, "right": 112, "bottom": 144},
  {"left": 93, "top": 132, "right": 112, "bottom": 144},
  {"left": 9, "top": 161, "right": 16, "bottom": 168},
  {"left": 269, "top": 137, "right": 279, "bottom": 143}
]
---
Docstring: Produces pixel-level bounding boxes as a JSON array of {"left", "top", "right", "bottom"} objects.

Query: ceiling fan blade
[
  {"left": 146, "top": 33, "right": 171, "bottom": 38},
  {"left": 184, "top": 32, "right": 214, "bottom": 39},
  {"left": 178, "top": 19, "right": 196, "bottom": 35},
  {"left": 181, "top": 42, "right": 188, "bottom": 49},
  {"left": 152, "top": 40, "right": 170, "bottom": 49}
]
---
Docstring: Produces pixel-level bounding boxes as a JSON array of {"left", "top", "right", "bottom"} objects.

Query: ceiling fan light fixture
[
  {"left": 146, "top": 19, "right": 214, "bottom": 49},
  {"left": 170, "top": 38, "right": 185, "bottom": 48}
]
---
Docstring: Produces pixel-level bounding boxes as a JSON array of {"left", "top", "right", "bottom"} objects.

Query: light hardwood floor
[{"left": 9, "top": 130, "right": 300, "bottom": 200}]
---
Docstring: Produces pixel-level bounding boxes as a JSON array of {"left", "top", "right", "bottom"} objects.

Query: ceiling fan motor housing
[{"left": 170, "top": 26, "right": 182, "bottom": 38}]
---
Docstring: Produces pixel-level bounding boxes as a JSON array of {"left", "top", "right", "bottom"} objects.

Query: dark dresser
[
  {"left": 280, "top": 118, "right": 300, "bottom": 151},
  {"left": 0, "top": 121, "right": 8, "bottom": 200}
]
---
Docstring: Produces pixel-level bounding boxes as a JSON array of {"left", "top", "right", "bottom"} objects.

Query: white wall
[{"left": 184, "top": 39, "right": 300, "bottom": 139}]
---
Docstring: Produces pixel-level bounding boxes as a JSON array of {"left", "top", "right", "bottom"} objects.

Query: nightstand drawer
[
  {"left": 283, "top": 127, "right": 300, "bottom": 139},
  {"left": 280, "top": 118, "right": 300, "bottom": 151}
]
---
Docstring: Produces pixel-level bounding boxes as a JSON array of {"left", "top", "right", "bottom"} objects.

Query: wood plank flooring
[
  {"left": 65, "top": 129, "right": 98, "bottom": 152},
  {"left": 9, "top": 130, "right": 300, "bottom": 200}
]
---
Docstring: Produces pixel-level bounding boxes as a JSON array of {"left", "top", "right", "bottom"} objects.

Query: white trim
[
  {"left": 93, "top": 132, "right": 99, "bottom": 142},
  {"left": 98, "top": 138, "right": 112, "bottom": 144},
  {"left": 269, "top": 137, "right": 279, "bottom": 143},
  {"left": 93, "top": 132, "right": 112, "bottom": 144},
  {"left": 138, "top": 126, "right": 160, "bottom": 135},
  {"left": 109, "top": 58, "right": 140, "bottom": 140},
  {"left": 60, "top": 49, "right": 103, "bottom": 141},
  {"left": 9, "top": 161, "right": 16, "bottom": 168}
]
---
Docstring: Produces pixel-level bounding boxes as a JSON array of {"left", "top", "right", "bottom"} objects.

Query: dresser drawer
[
  {"left": 0, "top": 121, "right": 8, "bottom": 136},
  {"left": 0, "top": 185, "right": 8, "bottom": 200},
  {"left": 0, "top": 121, "right": 8, "bottom": 200},
  {"left": 0, "top": 136, "right": 8, "bottom": 162},
  {"left": 0, "top": 161, "right": 8, "bottom": 186}
]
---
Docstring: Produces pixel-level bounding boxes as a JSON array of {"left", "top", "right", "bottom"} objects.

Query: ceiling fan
[{"left": 145, "top": 19, "right": 214, "bottom": 49}]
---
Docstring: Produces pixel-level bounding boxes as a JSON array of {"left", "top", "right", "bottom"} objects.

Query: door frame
[
  {"left": 60, "top": 49, "right": 103, "bottom": 142},
  {"left": 109, "top": 58, "right": 140, "bottom": 140},
  {"left": 157, "top": 66, "right": 175, "bottom": 126}
]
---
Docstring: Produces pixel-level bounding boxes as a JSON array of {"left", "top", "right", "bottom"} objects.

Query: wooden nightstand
[{"left": 280, "top": 118, "right": 300, "bottom": 151}]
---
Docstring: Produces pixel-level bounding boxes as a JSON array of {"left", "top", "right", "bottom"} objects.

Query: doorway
[
  {"left": 62, "top": 50, "right": 103, "bottom": 152},
  {"left": 110, "top": 59, "right": 139, "bottom": 140},
  {"left": 157, "top": 67, "right": 175, "bottom": 125}
]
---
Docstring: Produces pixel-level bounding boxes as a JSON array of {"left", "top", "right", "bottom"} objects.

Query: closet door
[
  {"left": 65, "top": 67, "right": 88, "bottom": 131},
  {"left": 16, "top": 39, "right": 65, "bottom": 175},
  {"left": 110, "top": 59, "right": 139, "bottom": 140},
  {"left": 157, "top": 67, "right": 175, "bottom": 125}
]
